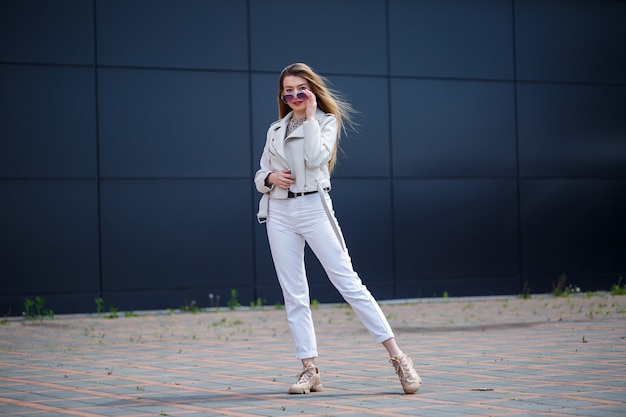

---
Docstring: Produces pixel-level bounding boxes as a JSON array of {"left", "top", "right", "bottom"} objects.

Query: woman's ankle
[
  {"left": 301, "top": 358, "right": 316, "bottom": 368},
  {"left": 382, "top": 337, "right": 403, "bottom": 358}
]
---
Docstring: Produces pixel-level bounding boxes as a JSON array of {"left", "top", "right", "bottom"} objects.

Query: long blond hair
[{"left": 277, "top": 63, "right": 354, "bottom": 172}]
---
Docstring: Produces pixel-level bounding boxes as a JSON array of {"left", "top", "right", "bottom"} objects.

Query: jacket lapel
[
  {"left": 270, "top": 109, "right": 324, "bottom": 157},
  {"left": 270, "top": 116, "right": 289, "bottom": 159}
]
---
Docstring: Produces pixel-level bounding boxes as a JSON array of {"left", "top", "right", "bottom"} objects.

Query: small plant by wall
[
  {"left": 23, "top": 296, "right": 54, "bottom": 320},
  {"left": 610, "top": 276, "right": 625, "bottom": 295},
  {"left": 228, "top": 289, "right": 241, "bottom": 310},
  {"left": 180, "top": 299, "right": 205, "bottom": 313},
  {"left": 553, "top": 273, "right": 580, "bottom": 297}
]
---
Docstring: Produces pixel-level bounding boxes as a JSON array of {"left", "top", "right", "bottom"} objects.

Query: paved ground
[{"left": 1, "top": 293, "right": 625, "bottom": 417}]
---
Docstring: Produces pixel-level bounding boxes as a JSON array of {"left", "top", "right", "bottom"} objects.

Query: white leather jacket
[{"left": 255, "top": 109, "right": 337, "bottom": 222}]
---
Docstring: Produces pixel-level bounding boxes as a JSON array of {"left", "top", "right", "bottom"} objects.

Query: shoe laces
[
  {"left": 296, "top": 365, "right": 316, "bottom": 384},
  {"left": 391, "top": 354, "right": 417, "bottom": 382}
]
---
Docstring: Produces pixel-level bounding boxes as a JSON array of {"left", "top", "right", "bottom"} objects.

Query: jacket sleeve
[{"left": 302, "top": 114, "right": 337, "bottom": 169}]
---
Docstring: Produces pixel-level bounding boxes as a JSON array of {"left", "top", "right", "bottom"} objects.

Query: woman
[{"left": 255, "top": 63, "right": 422, "bottom": 395}]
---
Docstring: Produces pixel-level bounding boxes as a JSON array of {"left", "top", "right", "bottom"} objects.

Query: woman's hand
[
  {"left": 302, "top": 88, "right": 317, "bottom": 120},
  {"left": 268, "top": 169, "right": 295, "bottom": 189}
]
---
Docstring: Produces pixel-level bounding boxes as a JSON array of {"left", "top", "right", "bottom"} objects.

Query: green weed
[
  {"left": 95, "top": 297, "right": 123, "bottom": 318},
  {"left": 95, "top": 297, "right": 105, "bottom": 314},
  {"left": 610, "top": 276, "right": 626, "bottom": 295},
  {"left": 106, "top": 306, "right": 119, "bottom": 319},
  {"left": 180, "top": 299, "right": 205, "bottom": 313},
  {"left": 23, "top": 296, "right": 54, "bottom": 320},
  {"left": 228, "top": 289, "right": 241, "bottom": 310},
  {"left": 553, "top": 273, "right": 580, "bottom": 297}
]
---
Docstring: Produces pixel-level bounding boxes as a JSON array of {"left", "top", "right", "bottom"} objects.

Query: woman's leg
[
  {"left": 267, "top": 198, "right": 323, "bottom": 394},
  {"left": 266, "top": 199, "right": 318, "bottom": 360},
  {"left": 302, "top": 193, "right": 422, "bottom": 394},
  {"left": 302, "top": 193, "right": 394, "bottom": 343}
]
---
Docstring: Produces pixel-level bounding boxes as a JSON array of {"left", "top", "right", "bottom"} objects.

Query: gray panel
[
  {"left": 326, "top": 76, "right": 391, "bottom": 178},
  {"left": 251, "top": 73, "right": 281, "bottom": 175},
  {"left": 0, "top": 0, "right": 94, "bottom": 65},
  {"left": 0, "top": 180, "right": 100, "bottom": 293},
  {"left": 518, "top": 83, "right": 626, "bottom": 178},
  {"left": 0, "top": 65, "right": 97, "bottom": 177},
  {"left": 255, "top": 286, "right": 283, "bottom": 307},
  {"left": 389, "top": 0, "right": 514, "bottom": 79},
  {"left": 250, "top": 0, "right": 387, "bottom": 74},
  {"left": 98, "top": 69, "right": 250, "bottom": 177},
  {"left": 102, "top": 287, "right": 255, "bottom": 312},
  {"left": 3, "top": 0, "right": 626, "bottom": 314},
  {"left": 96, "top": 0, "right": 247, "bottom": 70},
  {"left": 394, "top": 179, "right": 519, "bottom": 279},
  {"left": 253, "top": 220, "right": 276, "bottom": 287},
  {"left": 516, "top": 0, "right": 626, "bottom": 83},
  {"left": 391, "top": 78, "right": 517, "bottom": 177},
  {"left": 331, "top": 179, "right": 393, "bottom": 282},
  {"left": 100, "top": 179, "right": 253, "bottom": 291},
  {"left": 397, "top": 276, "right": 519, "bottom": 299},
  {"left": 520, "top": 179, "right": 626, "bottom": 275}
]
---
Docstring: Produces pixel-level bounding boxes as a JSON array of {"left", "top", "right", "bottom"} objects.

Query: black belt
[{"left": 287, "top": 188, "right": 329, "bottom": 198}]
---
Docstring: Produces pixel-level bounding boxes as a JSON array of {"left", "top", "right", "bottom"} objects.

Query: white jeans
[{"left": 266, "top": 191, "right": 394, "bottom": 359}]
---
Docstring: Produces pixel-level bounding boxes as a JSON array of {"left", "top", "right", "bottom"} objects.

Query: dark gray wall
[{"left": 1, "top": 0, "right": 625, "bottom": 316}]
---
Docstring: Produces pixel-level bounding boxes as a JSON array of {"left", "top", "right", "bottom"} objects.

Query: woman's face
[{"left": 282, "top": 75, "right": 310, "bottom": 113}]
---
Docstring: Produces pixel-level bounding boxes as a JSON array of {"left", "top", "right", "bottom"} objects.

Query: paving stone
[{"left": 1, "top": 293, "right": 625, "bottom": 416}]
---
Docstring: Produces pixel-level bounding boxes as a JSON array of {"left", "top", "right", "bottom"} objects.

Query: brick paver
[{"left": 1, "top": 293, "right": 625, "bottom": 416}]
